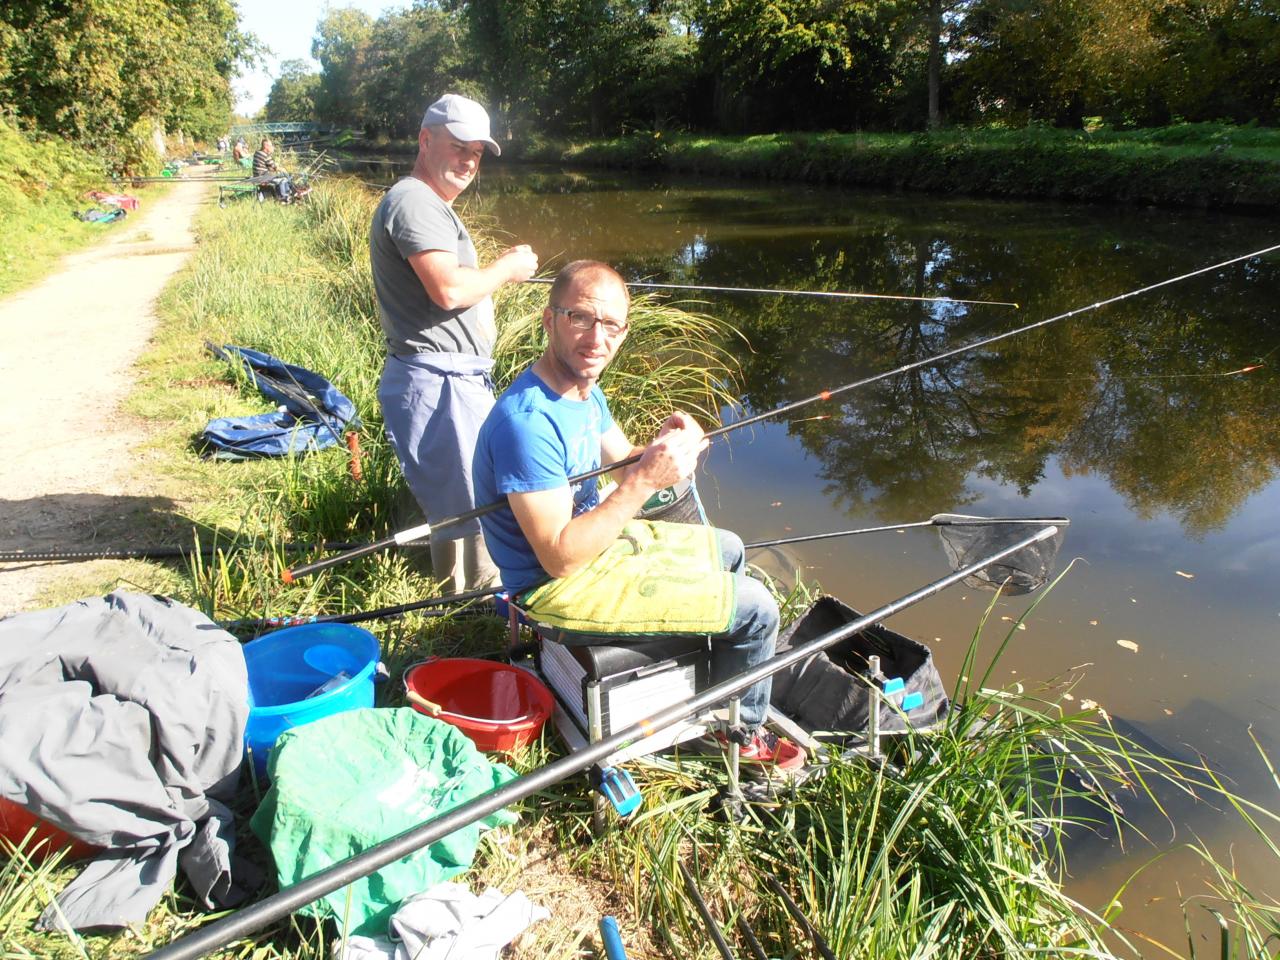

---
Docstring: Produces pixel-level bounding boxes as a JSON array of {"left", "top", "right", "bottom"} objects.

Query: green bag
[{"left": 250, "top": 707, "right": 518, "bottom": 936}]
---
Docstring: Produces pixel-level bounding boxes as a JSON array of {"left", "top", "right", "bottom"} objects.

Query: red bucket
[
  {"left": 0, "top": 796, "right": 99, "bottom": 862},
  {"left": 404, "top": 658, "right": 554, "bottom": 752}
]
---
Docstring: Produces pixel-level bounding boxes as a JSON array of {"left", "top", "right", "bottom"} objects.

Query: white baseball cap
[{"left": 421, "top": 94, "right": 501, "bottom": 156}]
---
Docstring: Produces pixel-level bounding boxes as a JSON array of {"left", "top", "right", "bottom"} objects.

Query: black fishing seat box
[{"left": 536, "top": 633, "right": 713, "bottom": 763}]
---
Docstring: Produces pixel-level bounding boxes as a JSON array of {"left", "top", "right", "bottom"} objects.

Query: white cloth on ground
[{"left": 338, "top": 882, "right": 549, "bottom": 960}]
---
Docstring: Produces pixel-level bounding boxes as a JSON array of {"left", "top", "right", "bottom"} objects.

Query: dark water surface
[{"left": 367, "top": 159, "right": 1280, "bottom": 946}]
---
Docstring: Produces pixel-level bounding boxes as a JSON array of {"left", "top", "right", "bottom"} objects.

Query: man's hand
[
  {"left": 496, "top": 244, "right": 539, "bottom": 284},
  {"left": 633, "top": 411, "right": 707, "bottom": 492}
]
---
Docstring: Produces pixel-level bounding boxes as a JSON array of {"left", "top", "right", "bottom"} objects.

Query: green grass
[
  {"left": 0, "top": 121, "right": 172, "bottom": 298},
  {"left": 505, "top": 123, "right": 1280, "bottom": 211},
  {"left": 6, "top": 175, "right": 1278, "bottom": 960}
]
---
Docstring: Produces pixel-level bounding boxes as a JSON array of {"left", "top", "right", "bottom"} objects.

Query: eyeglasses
[{"left": 551, "top": 306, "right": 629, "bottom": 336}]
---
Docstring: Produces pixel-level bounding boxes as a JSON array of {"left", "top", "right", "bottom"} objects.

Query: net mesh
[{"left": 933, "top": 514, "right": 1068, "bottom": 595}]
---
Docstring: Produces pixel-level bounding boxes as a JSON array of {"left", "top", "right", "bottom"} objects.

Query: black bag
[{"left": 769, "top": 596, "right": 949, "bottom": 740}]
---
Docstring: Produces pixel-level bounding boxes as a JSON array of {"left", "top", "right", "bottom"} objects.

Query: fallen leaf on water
[
  {"left": 1176, "top": 570, "right": 1195, "bottom": 579},
  {"left": 1117, "top": 639, "right": 1140, "bottom": 653}
]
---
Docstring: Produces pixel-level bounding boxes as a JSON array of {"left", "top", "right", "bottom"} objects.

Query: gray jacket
[{"left": 0, "top": 592, "right": 251, "bottom": 930}]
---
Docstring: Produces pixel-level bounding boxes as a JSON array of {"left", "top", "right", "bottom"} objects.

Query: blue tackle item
[
  {"left": 200, "top": 344, "right": 358, "bottom": 460},
  {"left": 592, "top": 765, "right": 642, "bottom": 817},
  {"left": 600, "top": 916, "right": 628, "bottom": 960}
]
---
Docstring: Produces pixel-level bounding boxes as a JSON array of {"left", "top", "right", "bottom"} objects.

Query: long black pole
[
  {"left": 678, "top": 861, "right": 738, "bottom": 960},
  {"left": 282, "top": 242, "right": 1278, "bottom": 584},
  {"left": 763, "top": 873, "right": 838, "bottom": 960},
  {"left": 144, "top": 526, "right": 1057, "bottom": 960},
  {"left": 241, "top": 515, "right": 1059, "bottom": 630}
]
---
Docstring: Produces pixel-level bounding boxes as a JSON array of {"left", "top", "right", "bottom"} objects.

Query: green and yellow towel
[{"left": 522, "top": 519, "right": 734, "bottom": 635}]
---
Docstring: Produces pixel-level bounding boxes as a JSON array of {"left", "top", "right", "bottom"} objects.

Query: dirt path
[{"left": 0, "top": 174, "right": 214, "bottom": 616}]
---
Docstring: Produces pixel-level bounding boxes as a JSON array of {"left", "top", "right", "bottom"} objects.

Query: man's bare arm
[
  {"left": 408, "top": 245, "right": 538, "bottom": 310},
  {"left": 510, "top": 414, "right": 707, "bottom": 579}
]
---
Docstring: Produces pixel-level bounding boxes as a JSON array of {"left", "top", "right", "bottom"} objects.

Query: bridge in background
[{"left": 230, "top": 122, "right": 336, "bottom": 144}]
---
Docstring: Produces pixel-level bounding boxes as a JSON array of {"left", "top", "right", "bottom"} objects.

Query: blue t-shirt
[{"left": 474, "top": 367, "right": 616, "bottom": 593}]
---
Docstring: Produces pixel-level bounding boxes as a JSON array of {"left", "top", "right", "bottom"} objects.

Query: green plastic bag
[{"left": 250, "top": 707, "right": 518, "bottom": 936}]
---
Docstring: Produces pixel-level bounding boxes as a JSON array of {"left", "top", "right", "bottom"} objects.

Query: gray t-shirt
[{"left": 369, "top": 177, "right": 495, "bottom": 357}]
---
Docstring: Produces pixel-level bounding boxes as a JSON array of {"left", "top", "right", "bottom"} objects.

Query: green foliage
[
  {"left": 554, "top": 126, "right": 1280, "bottom": 210},
  {"left": 0, "top": 0, "right": 254, "bottom": 157},
  {"left": 0, "top": 120, "right": 118, "bottom": 296},
  {"left": 264, "top": 60, "right": 320, "bottom": 123},
  {"left": 310, "top": 7, "right": 374, "bottom": 129}
]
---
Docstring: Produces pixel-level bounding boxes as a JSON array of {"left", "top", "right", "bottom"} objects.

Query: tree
[
  {"left": 0, "top": 0, "right": 253, "bottom": 148},
  {"left": 264, "top": 60, "right": 320, "bottom": 122},
  {"left": 311, "top": 7, "right": 373, "bottom": 127},
  {"left": 356, "top": 6, "right": 473, "bottom": 137}
]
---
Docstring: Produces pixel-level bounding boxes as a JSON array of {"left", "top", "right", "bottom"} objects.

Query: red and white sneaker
[{"left": 705, "top": 729, "right": 807, "bottom": 772}]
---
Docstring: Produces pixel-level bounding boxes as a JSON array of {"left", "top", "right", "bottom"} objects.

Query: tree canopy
[
  {"left": 265, "top": 0, "right": 1278, "bottom": 138},
  {"left": 0, "top": 0, "right": 253, "bottom": 152}
]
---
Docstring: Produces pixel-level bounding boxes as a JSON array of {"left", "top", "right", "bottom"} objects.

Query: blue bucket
[{"left": 243, "top": 623, "right": 381, "bottom": 778}]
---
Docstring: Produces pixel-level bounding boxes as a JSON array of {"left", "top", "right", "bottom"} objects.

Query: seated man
[
  {"left": 473, "top": 260, "right": 803, "bottom": 770},
  {"left": 252, "top": 138, "right": 294, "bottom": 203}
]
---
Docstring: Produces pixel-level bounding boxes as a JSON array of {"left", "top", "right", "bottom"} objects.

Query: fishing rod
[
  {"left": 246, "top": 514, "right": 1050, "bottom": 631},
  {"left": 283, "top": 241, "right": 1278, "bottom": 584},
  {"left": 525, "top": 276, "right": 1018, "bottom": 308},
  {"left": 678, "top": 861, "right": 737, "bottom": 960},
  {"left": 762, "top": 872, "right": 837, "bottom": 960},
  {"left": 0, "top": 542, "right": 359, "bottom": 564},
  {"left": 143, "top": 526, "right": 1056, "bottom": 960}
]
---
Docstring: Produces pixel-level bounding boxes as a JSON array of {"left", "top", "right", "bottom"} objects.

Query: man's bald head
[{"left": 548, "top": 260, "right": 630, "bottom": 309}]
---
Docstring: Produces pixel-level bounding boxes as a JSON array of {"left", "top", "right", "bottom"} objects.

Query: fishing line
[
  {"left": 973, "top": 361, "right": 1267, "bottom": 386},
  {"left": 282, "top": 242, "right": 1280, "bottom": 582},
  {"left": 525, "top": 276, "right": 1018, "bottom": 308}
]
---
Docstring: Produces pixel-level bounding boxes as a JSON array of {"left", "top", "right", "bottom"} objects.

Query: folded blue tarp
[{"left": 201, "top": 344, "right": 358, "bottom": 460}]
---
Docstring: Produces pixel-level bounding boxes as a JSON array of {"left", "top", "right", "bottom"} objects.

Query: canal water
[{"left": 365, "top": 159, "right": 1280, "bottom": 947}]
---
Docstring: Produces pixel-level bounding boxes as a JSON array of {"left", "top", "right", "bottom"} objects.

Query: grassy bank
[
  {"left": 3, "top": 180, "right": 1274, "bottom": 959},
  {"left": 504, "top": 122, "right": 1280, "bottom": 211},
  {"left": 0, "top": 122, "right": 160, "bottom": 297}
]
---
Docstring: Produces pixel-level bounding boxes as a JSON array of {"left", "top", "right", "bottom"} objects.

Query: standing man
[
  {"left": 371, "top": 94, "right": 539, "bottom": 591},
  {"left": 473, "top": 261, "right": 804, "bottom": 770}
]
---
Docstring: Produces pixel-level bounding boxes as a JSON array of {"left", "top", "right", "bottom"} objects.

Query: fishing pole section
[
  {"left": 142, "top": 524, "right": 1059, "bottom": 960},
  {"left": 278, "top": 241, "right": 1280, "bottom": 585},
  {"left": 217, "top": 514, "right": 1068, "bottom": 634},
  {"left": 525, "top": 276, "right": 1021, "bottom": 308}
]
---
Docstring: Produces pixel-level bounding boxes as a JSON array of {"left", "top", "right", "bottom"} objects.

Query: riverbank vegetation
[
  {"left": 0, "top": 121, "right": 130, "bottom": 296},
  {"left": 3, "top": 179, "right": 1277, "bottom": 958},
  {"left": 516, "top": 123, "right": 1280, "bottom": 209}
]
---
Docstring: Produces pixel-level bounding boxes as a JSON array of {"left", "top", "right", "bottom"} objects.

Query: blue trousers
[{"left": 549, "top": 528, "right": 778, "bottom": 729}]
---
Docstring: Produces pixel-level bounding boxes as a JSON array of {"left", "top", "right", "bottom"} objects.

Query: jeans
[
  {"left": 711, "top": 528, "right": 779, "bottom": 729},
  {"left": 549, "top": 527, "right": 779, "bottom": 730}
]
